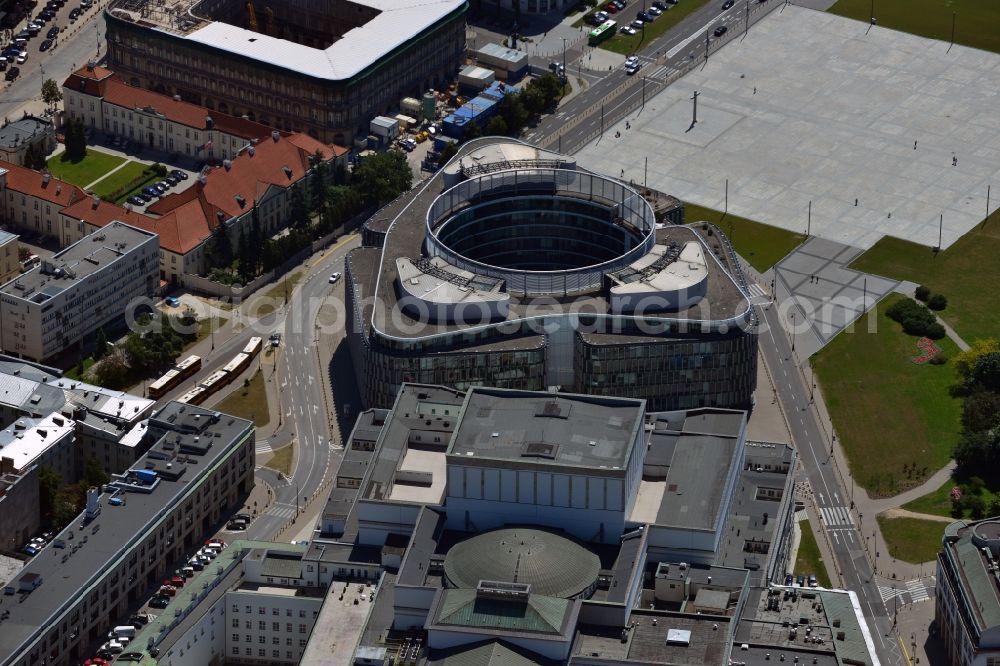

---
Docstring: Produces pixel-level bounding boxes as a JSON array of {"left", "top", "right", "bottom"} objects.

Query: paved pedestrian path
[{"left": 83, "top": 157, "right": 134, "bottom": 191}]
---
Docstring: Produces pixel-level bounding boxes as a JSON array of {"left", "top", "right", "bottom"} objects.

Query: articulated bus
[
  {"left": 588, "top": 20, "right": 617, "bottom": 46},
  {"left": 147, "top": 355, "right": 202, "bottom": 399},
  {"left": 176, "top": 386, "right": 207, "bottom": 405},
  {"left": 198, "top": 370, "right": 231, "bottom": 400},
  {"left": 243, "top": 336, "right": 263, "bottom": 360}
]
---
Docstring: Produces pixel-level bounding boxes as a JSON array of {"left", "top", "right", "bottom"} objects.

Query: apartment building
[
  {"left": 0, "top": 221, "right": 158, "bottom": 362},
  {"left": 0, "top": 117, "right": 56, "bottom": 168},
  {"left": 0, "top": 231, "right": 19, "bottom": 286},
  {"left": 63, "top": 65, "right": 276, "bottom": 162},
  {"left": 0, "top": 401, "right": 255, "bottom": 666}
]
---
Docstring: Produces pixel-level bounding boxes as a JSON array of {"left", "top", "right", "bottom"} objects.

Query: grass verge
[
  {"left": 876, "top": 514, "right": 944, "bottom": 564},
  {"left": 181, "top": 316, "right": 228, "bottom": 351},
  {"left": 599, "top": 0, "right": 711, "bottom": 55},
  {"left": 812, "top": 293, "right": 962, "bottom": 497},
  {"left": 685, "top": 203, "right": 806, "bottom": 272},
  {"left": 265, "top": 442, "right": 295, "bottom": 477},
  {"left": 902, "top": 478, "right": 1000, "bottom": 520},
  {"left": 253, "top": 271, "right": 305, "bottom": 318},
  {"left": 828, "top": 0, "right": 1000, "bottom": 55},
  {"left": 213, "top": 370, "right": 271, "bottom": 429},
  {"left": 46, "top": 149, "right": 126, "bottom": 188},
  {"left": 850, "top": 208, "right": 1000, "bottom": 342},
  {"left": 794, "top": 523, "right": 832, "bottom": 588}
]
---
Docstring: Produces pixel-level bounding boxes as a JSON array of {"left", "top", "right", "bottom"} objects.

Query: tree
[
  {"left": 82, "top": 455, "right": 109, "bottom": 488},
  {"left": 93, "top": 348, "right": 129, "bottom": 388},
  {"left": 927, "top": 293, "right": 948, "bottom": 311},
  {"left": 955, "top": 339, "right": 1000, "bottom": 382},
  {"left": 309, "top": 150, "right": 328, "bottom": 212},
  {"left": 288, "top": 185, "right": 309, "bottom": 228},
  {"left": 437, "top": 142, "right": 458, "bottom": 167},
  {"left": 94, "top": 327, "right": 108, "bottom": 360},
  {"left": 498, "top": 94, "right": 528, "bottom": 134},
  {"left": 352, "top": 151, "right": 413, "bottom": 206},
  {"left": 462, "top": 120, "right": 482, "bottom": 141},
  {"left": 962, "top": 391, "right": 1000, "bottom": 433},
  {"left": 486, "top": 115, "right": 509, "bottom": 137},
  {"left": 955, "top": 429, "right": 1000, "bottom": 484},
  {"left": 64, "top": 118, "right": 86, "bottom": 161},
  {"left": 206, "top": 222, "right": 233, "bottom": 269},
  {"left": 38, "top": 465, "right": 60, "bottom": 523},
  {"left": 970, "top": 352, "right": 1000, "bottom": 393},
  {"left": 914, "top": 285, "right": 931, "bottom": 302},
  {"left": 40, "top": 78, "right": 62, "bottom": 110}
]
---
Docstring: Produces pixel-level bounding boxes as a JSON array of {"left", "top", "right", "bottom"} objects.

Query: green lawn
[
  {"left": 850, "top": 208, "right": 1000, "bottom": 342},
  {"left": 598, "top": 0, "right": 712, "bottom": 55},
  {"left": 812, "top": 293, "right": 962, "bottom": 498},
  {"left": 213, "top": 370, "right": 270, "bottom": 429},
  {"left": 89, "top": 162, "right": 151, "bottom": 201},
  {"left": 828, "top": 0, "right": 1000, "bottom": 55},
  {"left": 794, "top": 523, "right": 833, "bottom": 588},
  {"left": 46, "top": 149, "right": 126, "bottom": 188},
  {"left": 685, "top": 203, "right": 806, "bottom": 272},
  {"left": 265, "top": 442, "right": 295, "bottom": 476},
  {"left": 876, "top": 515, "right": 944, "bottom": 564}
]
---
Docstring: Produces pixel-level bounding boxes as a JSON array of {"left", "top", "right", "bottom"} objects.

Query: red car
[
  {"left": 605, "top": 2, "right": 618, "bottom": 11},
  {"left": 170, "top": 575, "right": 185, "bottom": 587}
]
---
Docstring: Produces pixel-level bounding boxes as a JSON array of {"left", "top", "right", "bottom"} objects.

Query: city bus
[
  {"left": 588, "top": 20, "right": 617, "bottom": 46},
  {"left": 147, "top": 354, "right": 202, "bottom": 399}
]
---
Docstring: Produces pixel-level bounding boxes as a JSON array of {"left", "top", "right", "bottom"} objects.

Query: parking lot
[{"left": 1, "top": 0, "right": 99, "bottom": 83}]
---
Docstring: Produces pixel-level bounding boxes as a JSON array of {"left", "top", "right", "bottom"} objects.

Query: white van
[{"left": 114, "top": 625, "right": 137, "bottom": 639}]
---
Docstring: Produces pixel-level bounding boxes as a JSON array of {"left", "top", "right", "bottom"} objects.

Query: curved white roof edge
[{"left": 181, "top": 0, "right": 465, "bottom": 81}]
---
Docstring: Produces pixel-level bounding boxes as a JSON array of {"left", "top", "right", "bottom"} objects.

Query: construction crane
[{"left": 245, "top": 0, "right": 258, "bottom": 32}]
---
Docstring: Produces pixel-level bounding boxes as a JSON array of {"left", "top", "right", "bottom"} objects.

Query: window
[
  {"left": 286, "top": 623, "right": 292, "bottom": 632},
  {"left": 245, "top": 635, "right": 251, "bottom": 643},
  {"left": 299, "top": 610, "right": 306, "bottom": 618},
  {"left": 298, "top": 624, "right": 306, "bottom": 634},
  {"left": 258, "top": 635, "right": 266, "bottom": 644},
  {"left": 258, "top": 649, "right": 266, "bottom": 657},
  {"left": 232, "top": 619, "right": 238, "bottom": 628},
  {"left": 299, "top": 639, "right": 306, "bottom": 647},
  {"left": 273, "top": 637, "right": 280, "bottom": 645},
  {"left": 273, "top": 650, "right": 281, "bottom": 658},
  {"left": 272, "top": 622, "right": 279, "bottom": 631},
  {"left": 272, "top": 608, "right": 280, "bottom": 616},
  {"left": 231, "top": 634, "right": 239, "bottom": 642},
  {"left": 258, "top": 607, "right": 265, "bottom": 615},
  {"left": 258, "top": 621, "right": 266, "bottom": 631},
  {"left": 232, "top": 647, "right": 239, "bottom": 655}
]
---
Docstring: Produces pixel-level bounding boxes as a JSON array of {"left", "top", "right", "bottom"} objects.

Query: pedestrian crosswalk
[
  {"left": 747, "top": 283, "right": 766, "bottom": 298},
  {"left": 266, "top": 503, "right": 297, "bottom": 519},
  {"left": 819, "top": 505, "right": 854, "bottom": 528},
  {"left": 255, "top": 439, "right": 272, "bottom": 455},
  {"left": 905, "top": 578, "right": 930, "bottom": 603},
  {"left": 877, "top": 584, "right": 902, "bottom": 602}
]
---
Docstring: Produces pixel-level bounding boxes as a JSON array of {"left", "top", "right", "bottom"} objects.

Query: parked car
[
  {"left": 39, "top": 39, "right": 52, "bottom": 51},
  {"left": 808, "top": 574, "right": 818, "bottom": 588},
  {"left": 604, "top": 2, "right": 617, "bottom": 12},
  {"left": 40, "top": 10, "right": 55, "bottom": 20},
  {"left": 170, "top": 169, "right": 189, "bottom": 180},
  {"left": 153, "top": 182, "right": 168, "bottom": 193},
  {"left": 647, "top": 6, "right": 662, "bottom": 16},
  {"left": 148, "top": 596, "right": 170, "bottom": 609},
  {"left": 188, "top": 559, "right": 204, "bottom": 571},
  {"left": 69, "top": 7, "right": 81, "bottom": 18},
  {"left": 46, "top": 26, "right": 60, "bottom": 38},
  {"left": 170, "top": 575, "right": 185, "bottom": 587},
  {"left": 713, "top": 25, "right": 728, "bottom": 36},
  {"left": 796, "top": 574, "right": 805, "bottom": 587},
  {"left": 157, "top": 585, "right": 176, "bottom": 597},
  {"left": 619, "top": 25, "right": 636, "bottom": 35},
  {"left": 652, "top": 1, "right": 667, "bottom": 9},
  {"left": 630, "top": 19, "right": 644, "bottom": 29},
  {"left": 127, "top": 195, "right": 146, "bottom": 206},
  {"left": 164, "top": 295, "right": 180, "bottom": 307},
  {"left": 612, "top": 0, "right": 626, "bottom": 7},
  {"left": 142, "top": 186, "right": 160, "bottom": 197},
  {"left": 165, "top": 174, "right": 180, "bottom": 185},
  {"left": 784, "top": 573, "right": 793, "bottom": 585},
  {"left": 722, "top": 0, "right": 734, "bottom": 8},
  {"left": 5, "top": 66, "right": 20, "bottom": 81}
]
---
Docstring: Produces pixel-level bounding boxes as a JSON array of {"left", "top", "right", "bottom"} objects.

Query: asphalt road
[
  {"left": 0, "top": 0, "right": 105, "bottom": 117},
  {"left": 523, "top": 0, "right": 784, "bottom": 153},
  {"left": 758, "top": 300, "right": 904, "bottom": 666}
]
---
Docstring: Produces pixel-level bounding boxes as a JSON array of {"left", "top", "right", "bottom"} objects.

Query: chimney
[
  {"left": 197, "top": 174, "right": 207, "bottom": 186},
  {"left": 247, "top": 146, "right": 255, "bottom": 157},
  {"left": 271, "top": 130, "right": 280, "bottom": 142},
  {"left": 205, "top": 116, "right": 214, "bottom": 129},
  {"left": 91, "top": 194, "right": 99, "bottom": 208},
  {"left": 56, "top": 184, "right": 61, "bottom": 195},
  {"left": 173, "top": 94, "right": 181, "bottom": 101},
  {"left": 223, "top": 159, "right": 232, "bottom": 171},
  {"left": 42, "top": 173, "right": 51, "bottom": 187}
]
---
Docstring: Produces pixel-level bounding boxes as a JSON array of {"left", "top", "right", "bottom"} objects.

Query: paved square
[{"left": 577, "top": 5, "right": 1000, "bottom": 250}]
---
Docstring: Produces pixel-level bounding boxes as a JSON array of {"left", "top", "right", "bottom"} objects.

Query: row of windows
[
  {"left": 232, "top": 647, "right": 298, "bottom": 659},
  {"left": 232, "top": 605, "right": 309, "bottom": 618}
]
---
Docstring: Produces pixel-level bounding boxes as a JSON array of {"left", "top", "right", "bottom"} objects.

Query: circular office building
[
  {"left": 444, "top": 528, "right": 601, "bottom": 599},
  {"left": 427, "top": 163, "right": 657, "bottom": 295}
]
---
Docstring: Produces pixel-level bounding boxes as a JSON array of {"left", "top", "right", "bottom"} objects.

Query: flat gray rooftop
[
  {"left": 0, "top": 402, "right": 252, "bottom": 663},
  {"left": 447, "top": 387, "right": 644, "bottom": 472},
  {"left": 577, "top": 5, "right": 1000, "bottom": 250},
  {"left": 0, "top": 117, "right": 51, "bottom": 150},
  {"left": 1, "top": 221, "right": 155, "bottom": 300}
]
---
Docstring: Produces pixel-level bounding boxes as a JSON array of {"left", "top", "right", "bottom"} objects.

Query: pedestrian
[
  {"left": 854, "top": 198, "right": 858, "bottom": 206},
  {"left": 753, "top": 86, "right": 757, "bottom": 95},
  {"left": 914, "top": 140, "right": 917, "bottom": 150},
  {"left": 626, "top": 121, "right": 630, "bottom": 130},
  {"left": 621, "top": 168, "right": 625, "bottom": 177}
]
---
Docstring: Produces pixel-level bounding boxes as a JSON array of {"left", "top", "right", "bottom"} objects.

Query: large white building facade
[{"left": 0, "top": 221, "right": 158, "bottom": 361}]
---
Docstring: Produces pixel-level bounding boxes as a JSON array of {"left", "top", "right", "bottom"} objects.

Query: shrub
[
  {"left": 929, "top": 352, "right": 948, "bottom": 365},
  {"left": 914, "top": 285, "right": 931, "bottom": 301},
  {"left": 925, "top": 322, "right": 946, "bottom": 340},
  {"left": 886, "top": 297, "right": 937, "bottom": 336},
  {"left": 151, "top": 163, "right": 168, "bottom": 177},
  {"left": 927, "top": 293, "right": 948, "bottom": 311}
]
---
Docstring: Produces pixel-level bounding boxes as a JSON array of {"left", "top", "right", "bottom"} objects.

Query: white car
[
  {"left": 15, "top": 52, "right": 27, "bottom": 64},
  {"left": 624, "top": 56, "right": 639, "bottom": 68},
  {"left": 328, "top": 272, "right": 341, "bottom": 284},
  {"left": 619, "top": 25, "right": 636, "bottom": 35},
  {"left": 647, "top": 6, "right": 662, "bottom": 14}
]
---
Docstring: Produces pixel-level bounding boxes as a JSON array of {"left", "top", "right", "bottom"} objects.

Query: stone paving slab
[{"left": 576, "top": 5, "right": 1000, "bottom": 250}]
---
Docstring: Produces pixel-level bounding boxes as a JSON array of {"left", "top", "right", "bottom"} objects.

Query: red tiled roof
[
  {"left": 60, "top": 196, "right": 156, "bottom": 230},
  {"left": 0, "top": 160, "right": 85, "bottom": 207},
  {"left": 142, "top": 202, "right": 214, "bottom": 255},
  {"left": 63, "top": 68, "right": 275, "bottom": 140},
  {"left": 151, "top": 133, "right": 346, "bottom": 221},
  {"left": 61, "top": 65, "right": 114, "bottom": 97}
]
